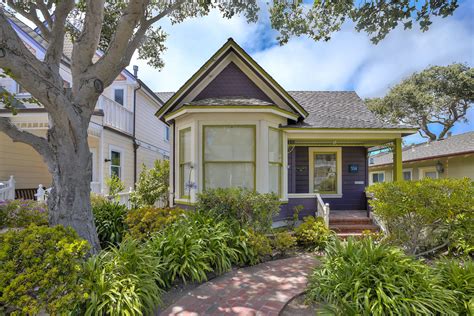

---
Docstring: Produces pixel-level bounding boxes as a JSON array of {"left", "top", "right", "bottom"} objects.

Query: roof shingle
[{"left": 370, "top": 131, "right": 474, "bottom": 166}]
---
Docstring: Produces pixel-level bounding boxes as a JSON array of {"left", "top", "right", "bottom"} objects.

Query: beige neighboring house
[
  {"left": 368, "top": 131, "right": 474, "bottom": 185},
  {"left": 0, "top": 14, "right": 170, "bottom": 197}
]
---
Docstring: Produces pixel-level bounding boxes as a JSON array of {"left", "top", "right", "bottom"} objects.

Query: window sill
[
  {"left": 288, "top": 193, "right": 343, "bottom": 199},
  {"left": 174, "top": 198, "right": 195, "bottom": 205}
]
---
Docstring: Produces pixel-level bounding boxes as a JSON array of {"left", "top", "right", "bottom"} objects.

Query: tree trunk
[{"left": 46, "top": 117, "right": 101, "bottom": 254}]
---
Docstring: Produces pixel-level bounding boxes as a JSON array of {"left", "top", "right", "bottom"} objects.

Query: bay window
[
  {"left": 268, "top": 128, "right": 282, "bottom": 196},
  {"left": 179, "top": 128, "right": 192, "bottom": 198},
  {"left": 203, "top": 125, "right": 255, "bottom": 190}
]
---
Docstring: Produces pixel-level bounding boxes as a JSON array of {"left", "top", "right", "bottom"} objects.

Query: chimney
[{"left": 133, "top": 65, "right": 139, "bottom": 78}]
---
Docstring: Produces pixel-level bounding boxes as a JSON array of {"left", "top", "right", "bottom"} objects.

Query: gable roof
[
  {"left": 285, "top": 91, "right": 413, "bottom": 129},
  {"left": 370, "top": 131, "right": 474, "bottom": 166},
  {"left": 155, "top": 38, "right": 309, "bottom": 120}
]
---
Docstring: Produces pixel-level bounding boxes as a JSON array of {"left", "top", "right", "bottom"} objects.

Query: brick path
[{"left": 160, "top": 254, "right": 317, "bottom": 316}]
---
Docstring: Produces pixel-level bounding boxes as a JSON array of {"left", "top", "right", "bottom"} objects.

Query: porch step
[{"left": 328, "top": 211, "right": 379, "bottom": 237}]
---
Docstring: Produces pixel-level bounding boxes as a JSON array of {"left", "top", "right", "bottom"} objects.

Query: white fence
[
  {"left": 98, "top": 96, "right": 133, "bottom": 135},
  {"left": 0, "top": 176, "right": 15, "bottom": 200},
  {"left": 316, "top": 193, "right": 330, "bottom": 228}
]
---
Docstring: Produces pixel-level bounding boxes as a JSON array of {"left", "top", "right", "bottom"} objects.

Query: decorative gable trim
[{"left": 156, "top": 38, "right": 308, "bottom": 120}]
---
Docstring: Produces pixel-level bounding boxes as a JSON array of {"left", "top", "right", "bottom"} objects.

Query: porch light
[{"left": 436, "top": 161, "right": 444, "bottom": 173}]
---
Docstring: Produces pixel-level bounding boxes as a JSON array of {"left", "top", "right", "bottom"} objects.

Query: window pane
[
  {"left": 205, "top": 163, "right": 254, "bottom": 190},
  {"left": 268, "top": 129, "right": 281, "bottom": 163},
  {"left": 424, "top": 171, "right": 437, "bottom": 179},
  {"left": 114, "top": 89, "right": 124, "bottom": 105},
  {"left": 204, "top": 126, "right": 254, "bottom": 161},
  {"left": 403, "top": 171, "right": 411, "bottom": 181},
  {"left": 179, "top": 128, "right": 191, "bottom": 163},
  {"left": 180, "top": 163, "right": 192, "bottom": 196},
  {"left": 111, "top": 151, "right": 121, "bottom": 166},
  {"left": 313, "top": 153, "right": 337, "bottom": 193},
  {"left": 111, "top": 166, "right": 120, "bottom": 178},
  {"left": 165, "top": 126, "right": 170, "bottom": 141},
  {"left": 269, "top": 164, "right": 280, "bottom": 195}
]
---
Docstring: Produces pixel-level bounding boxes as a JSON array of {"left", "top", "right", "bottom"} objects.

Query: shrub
[
  {"left": 147, "top": 212, "right": 240, "bottom": 284},
  {"left": 92, "top": 200, "right": 128, "bottom": 248},
  {"left": 286, "top": 204, "right": 303, "bottom": 229},
  {"left": 79, "top": 238, "right": 164, "bottom": 316},
  {"left": 294, "top": 216, "right": 331, "bottom": 250},
  {"left": 367, "top": 178, "right": 474, "bottom": 255},
  {"left": 90, "top": 193, "right": 109, "bottom": 208},
  {"left": 125, "top": 206, "right": 184, "bottom": 240},
  {"left": 106, "top": 174, "right": 125, "bottom": 197},
  {"left": 0, "top": 199, "right": 48, "bottom": 228},
  {"left": 247, "top": 230, "right": 272, "bottom": 262},
  {"left": 0, "top": 225, "right": 89, "bottom": 315},
  {"left": 272, "top": 231, "right": 297, "bottom": 255},
  {"left": 434, "top": 259, "right": 474, "bottom": 314},
  {"left": 307, "top": 238, "right": 459, "bottom": 315},
  {"left": 196, "top": 187, "right": 280, "bottom": 233},
  {"left": 130, "top": 160, "right": 169, "bottom": 208}
]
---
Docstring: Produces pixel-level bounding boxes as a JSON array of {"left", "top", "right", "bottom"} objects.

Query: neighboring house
[
  {"left": 0, "top": 14, "right": 170, "bottom": 196},
  {"left": 155, "top": 38, "right": 418, "bottom": 220},
  {"left": 368, "top": 131, "right": 474, "bottom": 184}
]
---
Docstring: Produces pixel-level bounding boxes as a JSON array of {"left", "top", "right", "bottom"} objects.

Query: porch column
[{"left": 393, "top": 138, "right": 403, "bottom": 181}]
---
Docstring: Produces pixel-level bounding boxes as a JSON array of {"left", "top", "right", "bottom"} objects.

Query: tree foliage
[
  {"left": 130, "top": 160, "right": 170, "bottom": 208},
  {"left": 366, "top": 64, "right": 474, "bottom": 140}
]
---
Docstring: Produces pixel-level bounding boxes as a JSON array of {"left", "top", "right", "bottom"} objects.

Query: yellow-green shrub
[
  {"left": 294, "top": 216, "right": 331, "bottom": 250},
  {"left": 272, "top": 231, "right": 297, "bottom": 255},
  {"left": 367, "top": 178, "right": 474, "bottom": 255},
  {"left": 125, "top": 207, "right": 184, "bottom": 240},
  {"left": 247, "top": 230, "right": 272, "bottom": 262},
  {"left": 0, "top": 225, "right": 89, "bottom": 315}
]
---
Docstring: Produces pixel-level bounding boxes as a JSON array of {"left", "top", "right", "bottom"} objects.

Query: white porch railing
[
  {"left": 316, "top": 193, "right": 330, "bottom": 228},
  {"left": 98, "top": 95, "right": 133, "bottom": 135},
  {"left": 0, "top": 176, "right": 15, "bottom": 200},
  {"left": 36, "top": 182, "right": 103, "bottom": 201},
  {"left": 115, "top": 188, "right": 133, "bottom": 209}
]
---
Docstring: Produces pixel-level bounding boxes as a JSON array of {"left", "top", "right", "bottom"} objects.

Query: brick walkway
[{"left": 160, "top": 254, "right": 317, "bottom": 316}]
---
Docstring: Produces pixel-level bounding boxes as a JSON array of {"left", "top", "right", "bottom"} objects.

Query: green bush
[
  {"left": 0, "top": 225, "right": 89, "bottom": 315},
  {"left": 0, "top": 199, "right": 48, "bottom": 228},
  {"left": 196, "top": 187, "right": 280, "bottom": 233},
  {"left": 106, "top": 174, "right": 125, "bottom": 197},
  {"left": 79, "top": 238, "right": 164, "bottom": 316},
  {"left": 434, "top": 259, "right": 474, "bottom": 314},
  {"left": 247, "top": 230, "right": 272, "bottom": 263},
  {"left": 294, "top": 216, "right": 331, "bottom": 250},
  {"left": 92, "top": 200, "right": 128, "bottom": 248},
  {"left": 125, "top": 206, "right": 184, "bottom": 240},
  {"left": 367, "top": 178, "right": 474, "bottom": 255},
  {"left": 130, "top": 160, "right": 169, "bottom": 208},
  {"left": 147, "top": 212, "right": 241, "bottom": 284},
  {"left": 272, "top": 231, "right": 297, "bottom": 255},
  {"left": 307, "top": 238, "right": 459, "bottom": 315}
]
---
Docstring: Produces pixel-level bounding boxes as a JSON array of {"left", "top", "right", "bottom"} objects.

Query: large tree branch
[
  {"left": 7, "top": 1, "right": 51, "bottom": 38},
  {"left": 0, "top": 117, "right": 54, "bottom": 163},
  {"left": 71, "top": 0, "right": 105, "bottom": 96},
  {"left": 44, "top": 0, "right": 75, "bottom": 74}
]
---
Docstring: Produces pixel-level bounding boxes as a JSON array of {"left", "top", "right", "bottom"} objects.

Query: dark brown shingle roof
[{"left": 370, "top": 131, "right": 474, "bottom": 166}]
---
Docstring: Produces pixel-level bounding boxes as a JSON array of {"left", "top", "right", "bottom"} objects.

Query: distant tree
[
  {"left": 367, "top": 64, "right": 474, "bottom": 141},
  {"left": 0, "top": 0, "right": 460, "bottom": 252}
]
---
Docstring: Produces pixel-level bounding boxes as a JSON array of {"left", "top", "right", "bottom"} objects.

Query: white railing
[
  {"left": 0, "top": 176, "right": 15, "bottom": 200},
  {"left": 35, "top": 184, "right": 51, "bottom": 201},
  {"left": 115, "top": 188, "right": 133, "bottom": 209},
  {"left": 316, "top": 193, "right": 330, "bottom": 228},
  {"left": 98, "top": 95, "right": 133, "bottom": 135}
]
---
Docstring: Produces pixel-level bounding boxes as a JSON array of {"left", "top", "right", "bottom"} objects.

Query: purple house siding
[
  {"left": 194, "top": 62, "right": 273, "bottom": 102},
  {"left": 277, "top": 146, "right": 368, "bottom": 221}
]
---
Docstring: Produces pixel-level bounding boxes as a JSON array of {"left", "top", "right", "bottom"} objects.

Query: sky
[{"left": 129, "top": 2, "right": 470, "bottom": 144}]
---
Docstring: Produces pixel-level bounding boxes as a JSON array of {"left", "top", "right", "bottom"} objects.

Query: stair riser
[
  {"left": 329, "top": 219, "right": 372, "bottom": 225},
  {"left": 331, "top": 227, "right": 379, "bottom": 234}
]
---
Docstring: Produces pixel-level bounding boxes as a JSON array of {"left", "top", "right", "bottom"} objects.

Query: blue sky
[{"left": 130, "top": 1, "right": 474, "bottom": 144}]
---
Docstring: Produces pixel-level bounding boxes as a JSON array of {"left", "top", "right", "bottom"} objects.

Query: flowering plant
[{"left": 0, "top": 199, "right": 48, "bottom": 228}]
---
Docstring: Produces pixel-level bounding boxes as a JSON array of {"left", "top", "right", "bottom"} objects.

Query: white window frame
[
  {"left": 109, "top": 145, "right": 124, "bottom": 180},
  {"left": 369, "top": 171, "right": 386, "bottom": 185},
  {"left": 309, "top": 147, "right": 342, "bottom": 198},
  {"left": 113, "top": 87, "right": 126, "bottom": 106},
  {"left": 419, "top": 166, "right": 438, "bottom": 179},
  {"left": 402, "top": 168, "right": 413, "bottom": 181},
  {"left": 164, "top": 125, "right": 170, "bottom": 142}
]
